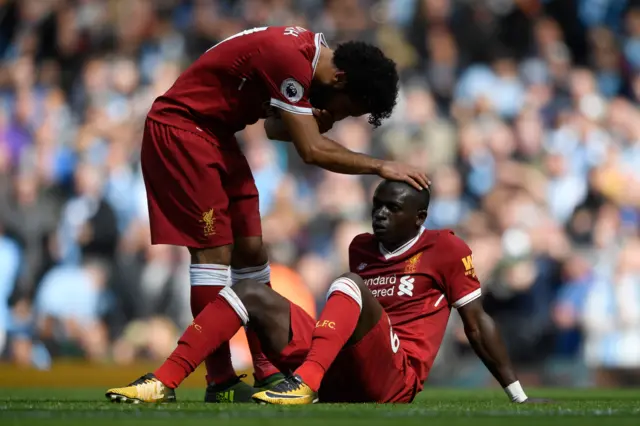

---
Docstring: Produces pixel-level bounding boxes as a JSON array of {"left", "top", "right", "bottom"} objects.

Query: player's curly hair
[{"left": 333, "top": 41, "right": 399, "bottom": 128}]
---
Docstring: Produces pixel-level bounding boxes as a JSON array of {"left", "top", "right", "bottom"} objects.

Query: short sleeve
[
  {"left": 348, "top": 234, "right": 370, "bottom": 273},
  {"left": 436, "top": 232, "right": 482, "bottom": 309},
  {"left": 348, "top": 237, "right": 361, "bottom": 273},
  {"left": 256, "top": 34, "right": 326, "bottom": 115}
]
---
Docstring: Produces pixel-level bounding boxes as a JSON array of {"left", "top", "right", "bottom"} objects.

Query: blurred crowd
[{"left": 1, "top": 0, "right": 640, "bottom": 388}]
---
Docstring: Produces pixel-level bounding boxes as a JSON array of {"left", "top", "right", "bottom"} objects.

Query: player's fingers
[
  {"left": 415, "top": 172, "right": 430, "bottom": 189},
  {"left": 403, "top": 175, "right": 423, "bottom": 191},
  {"left": 407, "top": 170, "right": 428, "bottom": 190}
]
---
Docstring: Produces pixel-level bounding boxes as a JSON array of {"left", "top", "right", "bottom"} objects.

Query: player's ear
[
  {"left": 333, "top": 70, "right": 347, "bottom": 89},
  {"left": 416, "top": 209, "right": 427, "bottom": 227}
]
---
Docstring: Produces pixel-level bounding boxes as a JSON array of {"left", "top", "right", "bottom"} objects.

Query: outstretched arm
[
  {"left": 275, "top": 109, "right": 429, "bottom": 189},
  {"left": 265, "top": 109, "right": 335, "bottom": 142},
  {"left": 457, "top": 298, "right": 528, "bottom": 403},
  {"left": 264, "top": 115, "right": 294, "bottom": 142}
]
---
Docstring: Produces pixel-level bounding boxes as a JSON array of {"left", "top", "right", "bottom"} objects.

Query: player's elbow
[
  {"left": 298, "top": 145, "right": 321, "bottom": 165},
  {"left": 464, "top": 325, "right": 481, "bottom": 343},
  {"left": 264, "top": 118, "right": 291, "bottom": 142},
  {"left": 264, "top": 125, "right": 277, "bottom": 140}
]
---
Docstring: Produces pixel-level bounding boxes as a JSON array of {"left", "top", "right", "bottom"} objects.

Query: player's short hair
[
  {"left": 333, "top": 41, "right": 399, "bottom": 128},
  {"left": 415, "top": 186, "right": 431, "bottom": 211},
  {"left": 380, "top": 180, "right": 431, "bottom": 211},
  {"left": 403, "top": 184, "right": 430, "bottom": 212}
]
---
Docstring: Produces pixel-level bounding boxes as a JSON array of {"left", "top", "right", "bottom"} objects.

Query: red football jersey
[
  {"left": 148, "top": 26, "right": 326, "bottom": 141},
  {"left": 348, "top": 228, "right": 481, "bottom": 390}
]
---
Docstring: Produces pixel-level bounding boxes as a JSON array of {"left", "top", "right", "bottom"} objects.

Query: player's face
[
  {"left": 371, "top": 184, "right": 419, "bottom": 246},
  {"left": 309, "top": 83, "right": 367, "bottom": 121}
]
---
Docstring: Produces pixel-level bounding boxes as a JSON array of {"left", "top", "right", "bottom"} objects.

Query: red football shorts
[
  {"left": 272, "top": 303, "right": 420, "bottom": 403},
  {"left": 141, "top": 118, "right": 261, "bottom": 248}
]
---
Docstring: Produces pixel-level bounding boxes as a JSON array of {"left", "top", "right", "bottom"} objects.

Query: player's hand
[
  {"left": 378, "top": 161, "right": 430, "bottom": 191},
  {"left": 521, "top": 397, "right": 554, "bottom": 404},
  {"left": 313, "top": 108, "right": 335, "bottom": 133}
]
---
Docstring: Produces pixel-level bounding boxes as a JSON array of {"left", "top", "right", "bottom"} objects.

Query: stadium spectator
[{"left": 0, "top": 0, "right": 639, "bottom": 388}]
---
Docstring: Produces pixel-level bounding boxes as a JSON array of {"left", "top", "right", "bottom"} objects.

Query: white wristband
[{"left": 504, "top": 381, "right": 528, "bottom": 403}]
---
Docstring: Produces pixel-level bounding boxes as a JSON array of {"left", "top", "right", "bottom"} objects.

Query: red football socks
[
  {"left": 155, "top": 294, "right": 243, "bottom": 389},
  {"left": 246, "top": 329, "right": 280, "bottom": 382},
  {"left": 245, "top": 281, "right": 280, "bottom": 382},
  {"left": 189, "top": 285, "right": 237, "bottom": 385},
  {"left": 295, "top": 292, "right": 360, "bottom": 391}
]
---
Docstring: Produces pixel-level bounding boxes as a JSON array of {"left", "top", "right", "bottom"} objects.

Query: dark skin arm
[
  {"left": 264, "top": 115, "right": 293, "bottom": 142},
  {"left": 458, "top": 298, "right": 518, "bottom": 389},
  {"left": 265, "top": 109, "right": 334, "bottom": 141},
  {"left": 457, "top": 291, "right": 551, "bottom": 403},
  {"left": 274, "top": 109, "right": 430, "bottom": 189},
  {"left": 265, "top": 112, "right": 379, "bottom": 174}
]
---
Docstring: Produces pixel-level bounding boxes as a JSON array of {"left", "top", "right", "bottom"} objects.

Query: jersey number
[
  {"left": 206, "top": 27, "right": 268, "bottom": 53},
  {"left": 389, "top": 321, "right": 400, "bottom": 354}
]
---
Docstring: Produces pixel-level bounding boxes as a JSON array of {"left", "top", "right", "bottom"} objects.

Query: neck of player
[{"left": 380, "top": 229, "right": 421, "bottom": 253}]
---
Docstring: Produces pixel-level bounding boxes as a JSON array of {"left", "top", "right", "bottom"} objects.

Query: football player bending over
[{"left": 106, "top": 180, "right": 542, "bottom": 405}]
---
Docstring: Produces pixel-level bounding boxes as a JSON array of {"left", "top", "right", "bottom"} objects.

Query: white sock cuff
[
  {"left": 504, "top": 380, "right": 528, "bottom": 403},
  {"left": 190, "top": 264, "right": 230, "bottom": 287},
  {"left": 327, "top": 277, "right": 362, "bottom": 311},
  {"left": 218, "top": 287, "right": 249, "bottom": 325},
  {"left": 231, "top": 263, "right": 270, "bottom": 285}
]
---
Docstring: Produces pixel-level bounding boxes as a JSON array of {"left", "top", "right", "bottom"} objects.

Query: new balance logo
[
  {"left": 398, "top": 276, "right": 414, "bottom": 297},
  {"left": 462, "top": 255, "right": 476, "bottom": 277},
  {"left": 357, "top": 263, "right": 367, "bottom": 271}
]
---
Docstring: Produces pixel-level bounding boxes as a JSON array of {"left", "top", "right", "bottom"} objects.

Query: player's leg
[
  {"left": 228, "top": 237, "right": 283, "bottom": 388},
  {"left": 203, "top": 239, "right": 284, "bottom": 403},
  {"left": 317, "top": 312, "right": 419, "bottom": 404},
  {"left": 105, "top": 279, "right": 294, "bottom": 403},
  {"left": 136, "top": 119, "right": 242, "bottom": 398},
  {"left": 189, "top": 245, "right": 251, "bottom": 401},
  {"left": 252, "top": 272, "right": 377, "bottom": 405},
  {"left": 224, "top": 149, "right": 282, "bottom": 388}
]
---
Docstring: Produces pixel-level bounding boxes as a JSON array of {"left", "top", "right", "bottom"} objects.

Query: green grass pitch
[{"left": 1, "top": 388, "right": 638, "bottom": 426}]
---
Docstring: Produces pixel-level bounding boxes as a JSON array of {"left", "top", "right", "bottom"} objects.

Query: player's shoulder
[
  {"left": 423, "top": 228, "right": 472, "bottom": 257},
  {"left": 252, "top": 26, "right": 322, "bottom": 69},
  {"left": 435, "top": 229, "right": 469, "bottom": 248},
  {"left": 262, "top": 26, "right": 318, "bottom": 49},
  {"left": 349, "top": 232, "right": 376, "bottom": 251}
]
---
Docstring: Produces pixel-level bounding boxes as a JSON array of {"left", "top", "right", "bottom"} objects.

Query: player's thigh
[
  {"left": 141, "top": 119, "right": 233, "bottom": 248},
  {"left": 221, "top": 147, "right": 262, "bottom": 240},
  {"left": 319, "top": 312, "right": 419, "bottom": 403},
  {"left": 345, "top": 272, "right": 384, "bottom": 345}
]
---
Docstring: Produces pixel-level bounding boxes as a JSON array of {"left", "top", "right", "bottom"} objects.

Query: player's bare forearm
[
  {"left": 458, "top": 300, "right": 517, "bottom": 388},
  {"left": 280, "top": 110, "right": 383, "bottom": 174},
  {"left": 309, "top": 135, "right": 384, "bottom": 174}
]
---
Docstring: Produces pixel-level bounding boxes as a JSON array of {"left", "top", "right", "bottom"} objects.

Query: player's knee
[
  {"left": 232, "top": 278, "right": 272, "bottom": 313},
  {"left": 189, "top": 246, "right": 232, "bottom": 265},
  {"left": 339, "top": 272, "right": 367, "bottom": 293},
  {"left": 326, "top": 273, "right": 365, "bottom": 312},
  {"left": 231, "top": 236, "right": 268, "bottom": 268}
]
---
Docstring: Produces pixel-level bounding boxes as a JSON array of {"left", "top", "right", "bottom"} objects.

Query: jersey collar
[
  {"left": 312, "top": 33, "right": 328, "bottom": 77},
  {"left": 378, "top": 227, "right": 425, "bottom": 260}
]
